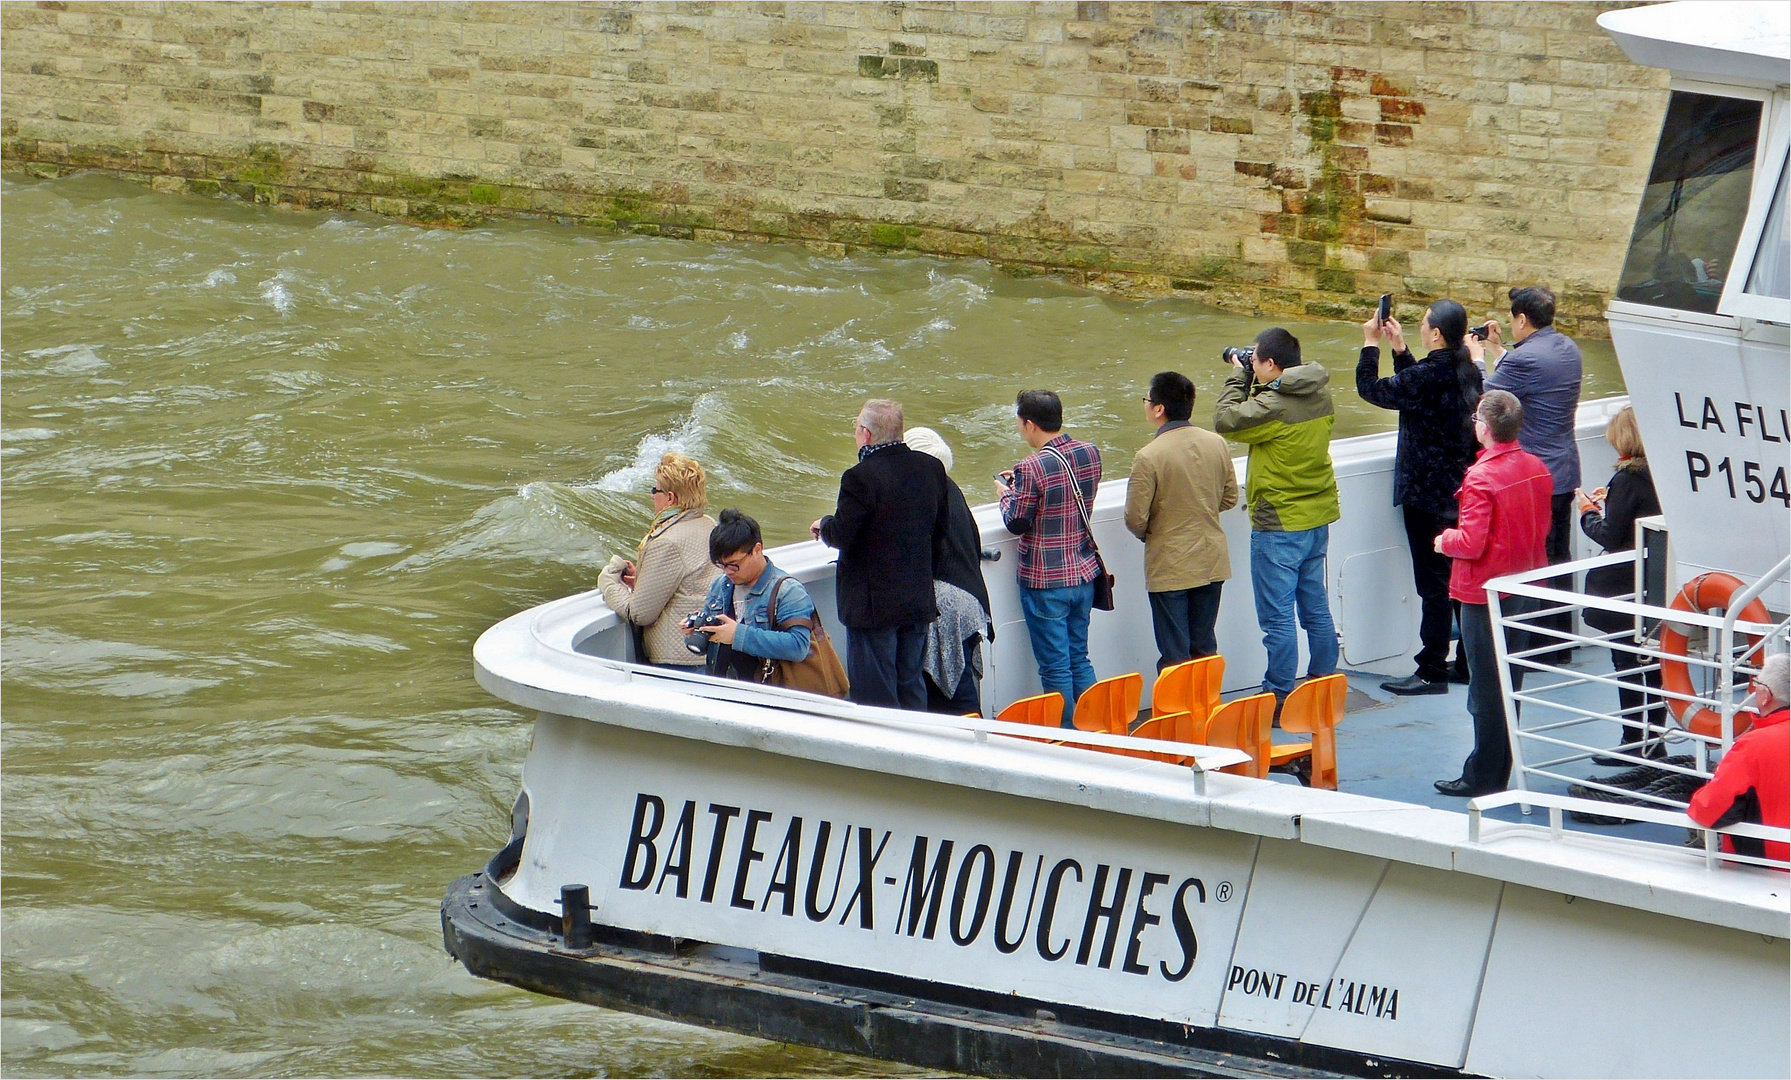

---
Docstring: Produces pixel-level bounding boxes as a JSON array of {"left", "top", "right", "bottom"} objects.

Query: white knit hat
[{"left": 904, "top": 426, "right": 954, "bottom": 473}]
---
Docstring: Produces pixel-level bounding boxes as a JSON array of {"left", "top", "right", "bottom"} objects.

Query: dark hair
[
  {"left": 708, "top": 508, "right": 762, "bottom": 563},
  {"left": 1015, "top": 389, "right": 1063, "bottom": 432},
  {"left": 1478, "top": 389, "right": 1524, "bottom": 443},
  {"left": 1253, "top": 327, "right": 1302, "bottom": 367},
  {"left": 1508, "top": 285, "right": 1556, "bottom": 328},
  {"left": 1148, "top": 371, "right": 1196, "bottom": 422},
  {"left": 1427, "top": 299, "right": 1469, "bottom": 361},
  {"left": 1429, "top": 298, "right": 1483, "bottom": 451}
]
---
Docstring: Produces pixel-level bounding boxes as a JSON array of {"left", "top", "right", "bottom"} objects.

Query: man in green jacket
[{"left": 1213, "top": 328, "right": 1341, "bottom": 705}]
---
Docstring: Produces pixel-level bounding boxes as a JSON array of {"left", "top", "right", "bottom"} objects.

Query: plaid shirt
[{"left": 1001, "top": 434, "right": 1103, "bottom": 589}]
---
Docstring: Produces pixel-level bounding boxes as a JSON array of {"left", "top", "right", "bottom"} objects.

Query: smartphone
[
  {"left": 994, "top": 471, "right": 1014, "bottom": 485},
  {"left": 1376, "top": 293, "right": 1392, "bottom": 325}
]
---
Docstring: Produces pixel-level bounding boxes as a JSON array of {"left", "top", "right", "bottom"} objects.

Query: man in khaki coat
[{"left": 1125, "top": 371, "right": 1239, "bottom": 669}]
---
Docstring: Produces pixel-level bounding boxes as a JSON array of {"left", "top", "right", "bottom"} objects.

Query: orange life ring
[{"left": 1658, "top": 572, "right": 1769, "bottom": 739}]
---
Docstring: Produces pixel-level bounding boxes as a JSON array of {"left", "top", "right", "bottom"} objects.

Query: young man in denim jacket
[{"left": 693, "top": 509, "right": 815, "bottom": 681}]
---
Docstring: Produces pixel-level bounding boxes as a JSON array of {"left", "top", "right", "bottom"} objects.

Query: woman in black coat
[
  {"left": 1357, "top": 298, "right": 1484, "bottom": 694},
  {"left": 1578, "top": 406, "right": 1664, "bottom": 760}
]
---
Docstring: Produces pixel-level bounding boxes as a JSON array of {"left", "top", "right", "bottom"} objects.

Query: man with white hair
[
  {"left": 1687, "top": 652, "right": 1789, "bottom": 862},
  {"left": 812, "top": 400, "right": 952, "bottom": 709}
]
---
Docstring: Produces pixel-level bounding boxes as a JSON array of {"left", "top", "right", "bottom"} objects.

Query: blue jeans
[
  {"left": 1249, "top": 526, "right": 1339, "bottom": 698},
  {"left": 1020, "top": 583, "right": 1097, "bottom": 726}
]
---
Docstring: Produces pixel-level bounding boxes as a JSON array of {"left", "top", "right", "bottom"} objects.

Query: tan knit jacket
[{"left": 598, "top": 510, "right": 718, "bottom": 666}]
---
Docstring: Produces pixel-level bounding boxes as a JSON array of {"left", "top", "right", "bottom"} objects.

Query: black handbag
[{"left": 1042, "top": 445, "right": 1115, "bottom": 611}]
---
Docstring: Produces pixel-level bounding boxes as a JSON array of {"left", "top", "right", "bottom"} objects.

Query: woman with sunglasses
[{"left": 598, "top": 452, "right": 718, "bottom": 669}]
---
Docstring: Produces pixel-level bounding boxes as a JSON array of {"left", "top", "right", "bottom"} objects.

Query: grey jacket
[{"left": 1486, "top": 326, "right": 1582, "bottom": 495}]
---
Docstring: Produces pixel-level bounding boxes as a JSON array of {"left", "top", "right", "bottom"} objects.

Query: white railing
[
  {"left": 1466, "top": 790, "right": 1791, "bottom": 871},
  {"left": 1485, "top": 553, "right": 1789, "bottom": 818}
]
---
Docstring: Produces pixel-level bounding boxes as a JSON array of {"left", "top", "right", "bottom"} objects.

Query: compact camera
[
  {"left": 1221, "top": 345, "right": 1256, "bottom": 366},
  {"left": 1469, "top": 323, "right": 1493, "bottom": 340}
]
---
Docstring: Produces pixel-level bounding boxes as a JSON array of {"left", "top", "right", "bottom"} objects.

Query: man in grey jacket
[{"left": 1472, "top": 285, "right": 1583, "bottom": 659}]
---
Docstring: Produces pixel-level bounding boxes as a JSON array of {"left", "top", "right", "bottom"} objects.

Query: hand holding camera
[
  {"left": 682, "top": 598, "right": 730, "bottom": 654},
  {"left": 1220, "top": 345, "right": 1255, "bottom": 369}
]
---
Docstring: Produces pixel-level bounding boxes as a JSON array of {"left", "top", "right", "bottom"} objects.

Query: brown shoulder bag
[{"left": 760, "top": 576, "right": 851, "bottom": 698}]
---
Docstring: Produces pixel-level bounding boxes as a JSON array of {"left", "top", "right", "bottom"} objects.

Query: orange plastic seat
[
  {"left": 1205, "top": 693, "right": 1276, "bottom": 777},
  {"left": 1072, "top": 673, "right": 1143, "bottom": 735},
  {"left": 1125, "top": 711, "right": 1195, "bottom": 763},
  {"left": 1269, "top": 674, "right": 1348, "bottom": 789},
  {"left": 997, "top": 692, "right": 1064, "bottom": 728},
  {"left": 1152, "top": 656, "right": 1225, "bottom": 729}
]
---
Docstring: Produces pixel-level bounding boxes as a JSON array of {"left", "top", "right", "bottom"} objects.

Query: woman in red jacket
[{"left": 1432, "top": 390, "right": 1555, "bottom": 797}]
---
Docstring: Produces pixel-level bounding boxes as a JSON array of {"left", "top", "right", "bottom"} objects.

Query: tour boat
[{"left": 443, "top": 5, "right": 1789, "bottom": 1076}]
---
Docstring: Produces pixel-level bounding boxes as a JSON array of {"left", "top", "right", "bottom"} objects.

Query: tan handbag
[{"left": 760, "top": 576, "right": 851, "bottom": 698}]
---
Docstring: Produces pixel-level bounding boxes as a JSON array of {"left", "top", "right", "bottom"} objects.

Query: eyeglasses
[
  {"left": 651, "top": 487, "right": 669, "bottom": 495},
  {"left": 1141, "top": 396, "right": 1157, "bottom": 405},
  {"left": 714, "top": 557, "right": 748, "bottom": 573}
]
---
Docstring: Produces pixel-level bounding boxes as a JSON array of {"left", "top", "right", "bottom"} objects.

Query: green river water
[{"left": 0, "top": 174, "right": 1623, "bottom": 1078}]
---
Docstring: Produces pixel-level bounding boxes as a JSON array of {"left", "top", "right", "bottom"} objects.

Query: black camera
[
  {"left": 1469, "top": 323, "right": 1492, "bottom": 340},
  {"left": 1222, "top": 345, "right": 1255, "bottom": 366},
  {"left": 682, "top": 600, "right": 728, "bottom": 654}
]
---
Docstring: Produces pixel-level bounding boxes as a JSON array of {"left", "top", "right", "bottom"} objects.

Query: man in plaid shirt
[{"left": 996, "top": 390, "right": 1104, "bottom": 726}]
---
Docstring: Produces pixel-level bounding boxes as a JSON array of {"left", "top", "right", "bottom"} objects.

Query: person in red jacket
[
  {"left": 1688, "top": 653, "right": 1789, "bottom": 863},
  {"left": 1432, "top": 390, "right": 1555, "bottom": 797}
]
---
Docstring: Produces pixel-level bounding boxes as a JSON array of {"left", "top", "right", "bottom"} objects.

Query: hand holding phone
[{"left": 1376, "top": 293, "right": 1392, "bottom": 325}]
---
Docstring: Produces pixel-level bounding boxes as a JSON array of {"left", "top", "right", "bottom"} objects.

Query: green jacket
[{"left": 1212, "top": 362, "right": 1340, "bottom": 532}]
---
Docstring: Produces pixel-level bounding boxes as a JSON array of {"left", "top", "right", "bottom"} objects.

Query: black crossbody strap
[{"left": 1041, "top": 444, "right": 1101, "bottom": 559}]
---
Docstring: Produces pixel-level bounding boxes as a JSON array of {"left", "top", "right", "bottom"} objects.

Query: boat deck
[{"left": 1289, "top": 649, "right": 1687, "bottom": 847}]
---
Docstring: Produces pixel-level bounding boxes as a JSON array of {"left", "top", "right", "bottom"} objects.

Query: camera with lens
[
  {"left": 682, "top": 598, "right": 729, "bottom": 654},
  {"left": 1221, "top": 345, "right": 1256, "bottom": 367}
]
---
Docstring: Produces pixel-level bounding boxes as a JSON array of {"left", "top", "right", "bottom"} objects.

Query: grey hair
[
  {"left": 1758, "top": 653, "right": 1789, "bottom": 707},
  {"left": 858, "top": 399, "right": 904, "bottom": 444}
]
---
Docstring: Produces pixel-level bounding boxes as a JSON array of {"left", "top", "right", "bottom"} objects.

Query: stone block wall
[{"left": 1, "top": 1, "right": 1670, "bottom": 334}]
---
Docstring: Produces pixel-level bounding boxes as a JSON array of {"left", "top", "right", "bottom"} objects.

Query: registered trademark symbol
[{"left": 1215, "top": 881, "right": 1233, "bottom": 902}]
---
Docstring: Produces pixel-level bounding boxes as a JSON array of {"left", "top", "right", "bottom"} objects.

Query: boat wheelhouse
[{"left": 443, "top": 5, "right": 1789, "bottom": 1076}]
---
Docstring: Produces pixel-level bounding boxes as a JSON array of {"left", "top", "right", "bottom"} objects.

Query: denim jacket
[{"left": 699, "top": 560, "right": 815, "bottom": 670}]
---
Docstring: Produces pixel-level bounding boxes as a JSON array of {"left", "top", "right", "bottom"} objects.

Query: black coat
[
  {"left": 1357, "top": 345, "right": 1483, "bottom": 519},
  {"left": 1580, "top": 463, "right": 1661, "bottom": 632},
  {"left": 819, "top": 444, "right": 951, "bottom": 630},
  {"left": 934, "top": 477, "right": 992, "bottom": 626}
]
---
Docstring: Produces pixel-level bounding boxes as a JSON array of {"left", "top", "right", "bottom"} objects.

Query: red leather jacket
[
  {"left": 1687, "top": 707, "right": 1788, "bottom": 863},
  {"left": 1437, "top": 441, "right": 1553, "bottom": 604}
]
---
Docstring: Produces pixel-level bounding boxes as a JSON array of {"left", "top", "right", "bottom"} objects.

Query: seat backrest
[
  {"left": 1072, "top": 672, "right": 1143, "bottom": 734},
  {"left": 997, "top": 692, "right": 1065, "bottom": 728},
  {"left": 1279, "top": 674, "right": 1348, "bottom": 789},
  {"left": 1151, "top": 655, "right": 1225, "bottom": 725},
  {"left": 1125, "top": 713, "right": 1191, "bottom": 763},
  {"left": 1205, "top": 693, "right": 1276, "bottom": 777},
  {"left": 1280, "top": 674, "right": 1348, "bottom": 735}
]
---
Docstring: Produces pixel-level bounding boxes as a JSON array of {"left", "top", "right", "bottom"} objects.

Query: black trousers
[
  {"left": 1401, "top": 505, "right": 1457, "bottom": 683},
  {"left": 1148, "top": 581, "right": 1225, "bottom": 670},
  {"left": 1457, "top": 598, "right": 1536, "bottom": 791},
  {"left": 848, "top": 624, "right": 928, "bottom": 710},
  {"left": 1533, "top": 492, "right": 1577, "bottom": 659}
]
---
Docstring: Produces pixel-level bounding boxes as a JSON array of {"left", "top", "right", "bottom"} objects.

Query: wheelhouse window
[
  {"left": 1615, "top": 92, "right": 1763, "bottom": 315},
  {"left": 1741, "top": 151, "right": 1788, "bottom": 301}
]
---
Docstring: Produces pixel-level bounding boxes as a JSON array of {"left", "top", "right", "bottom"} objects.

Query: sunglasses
[{"left": 651, "top": 487, "right": 669, "bottom": 495}]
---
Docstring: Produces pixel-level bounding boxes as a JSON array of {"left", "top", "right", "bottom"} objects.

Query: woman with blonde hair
[
  {"left": 598, "top": 452, "right": 718, "bottom": 668},
  {"left": 1578, "top": 406, "right": 1664, "bottom": 762}
]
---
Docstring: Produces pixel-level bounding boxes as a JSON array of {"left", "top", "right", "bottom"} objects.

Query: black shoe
[
  {"left": 1381, "top": 674, "right": 1448, "bottom": 696},
  {"left": 1448, "top": 665, "right": 1470, "bottom": 685},
  {"left": 1434, "top": 777, "right": 1501, "bottom": 797}
]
